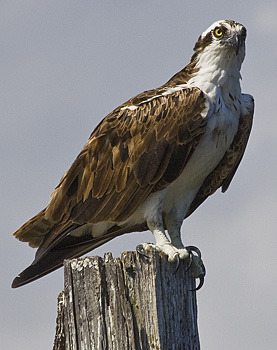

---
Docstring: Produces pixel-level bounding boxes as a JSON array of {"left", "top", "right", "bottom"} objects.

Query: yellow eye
[{"left": 214, "top": 27, "right": 223, "bottom": 38}]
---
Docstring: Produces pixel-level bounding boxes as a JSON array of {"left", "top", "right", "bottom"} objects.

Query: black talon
[
  {"left": 190, "top": 261, "right": 206, "bottom": 291},
  {"left": 185, "top": 245, "right": 202, "bottom": 259},
  {"left": 184, "top": 246, "right": 205, "bottom": 291},
  {"left": 136, "top": 244, "right": 150, "bottom": 258},
  {"left": 190, "top": 273, "right": 205, "bottom": 292},
  {"left": 184, "top": 246, "right": 200, "bottom": 272}
]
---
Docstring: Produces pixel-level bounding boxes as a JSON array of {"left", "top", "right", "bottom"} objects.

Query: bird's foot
[
  {"left": 137, "top": 242, "right": 190, "bottom": 260},
  {"left": 136, "top": 243, "right": 205, "bottom": 290},
  {"left": 136, "top": 242, "right": 189, "bottom": 261}
]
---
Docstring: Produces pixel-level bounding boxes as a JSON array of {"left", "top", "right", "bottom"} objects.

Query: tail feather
[
  {"left": 13, "top": 208, "right": 54, "bottom": 248},
  {"left": 12, "top": 221, "right": 147, "bottom": 288},
  {"left": 12, "top": 234, "right": 113, "bottom": 288}
]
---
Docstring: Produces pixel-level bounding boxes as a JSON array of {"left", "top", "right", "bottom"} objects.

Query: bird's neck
[{"left": 186, "top": 50, "right": 243, "bottom": 105}]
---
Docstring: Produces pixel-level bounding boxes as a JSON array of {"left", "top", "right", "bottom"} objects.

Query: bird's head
[{"left": 191, "top": 20, "right": 247, "bottom": 71}]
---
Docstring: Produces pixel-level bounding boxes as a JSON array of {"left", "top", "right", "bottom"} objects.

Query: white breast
[
  {"left": 131, "top": 87, "right": 241, "bottom": 225},
  {"left": 163, "top": 99, "right": 239, "bottom": 218}
]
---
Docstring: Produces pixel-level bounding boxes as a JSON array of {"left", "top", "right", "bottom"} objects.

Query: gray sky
[{"left": 1, "top": 1, "right": 277, "bottom": 349}]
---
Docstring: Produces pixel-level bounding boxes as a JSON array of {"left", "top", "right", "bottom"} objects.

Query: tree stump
[{"left": 53, "top": 248, "right": 200, "bottom": 350}]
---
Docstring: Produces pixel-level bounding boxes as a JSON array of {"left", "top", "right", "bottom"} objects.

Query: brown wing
[
  {"left": 43, "top": 87, "right": 208, "bottom": 228},
  {"left": 14, "top": 87, "right": 208, "bottom": 249},
  {"left": 186, "top": 94, "right": 254, "bottom": 218},
  {"left": 12, "top": 86, "right": 208, "bottom": 287}
]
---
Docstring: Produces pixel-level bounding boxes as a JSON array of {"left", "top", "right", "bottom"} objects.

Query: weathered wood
[
  {"left": 53, "top": 248, "right": 200, "bottom": 350},
  {"left": 53, "top": 292, "right": 66, "bottom": 350}
]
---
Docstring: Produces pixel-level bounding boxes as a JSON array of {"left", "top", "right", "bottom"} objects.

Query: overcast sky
[{"left": 1, "top": 1, "right": 277, "bottom": 349}]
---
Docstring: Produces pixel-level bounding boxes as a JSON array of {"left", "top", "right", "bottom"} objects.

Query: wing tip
[
  {"left": 11, "top": 266, "right": 44, "bottom": 288},
  {"left": 11, "top": 256, "right": 63, "bottom": 288},
  {"left": 11, "top": 271, "right": 36, "bottom": 289},
  {"left": 11, "top": 276, "right": 24, "bottom": 289}
]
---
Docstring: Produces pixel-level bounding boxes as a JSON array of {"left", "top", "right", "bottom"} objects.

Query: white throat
[{"left": 188, "top": 44, "right": 244, "bottom": 104}]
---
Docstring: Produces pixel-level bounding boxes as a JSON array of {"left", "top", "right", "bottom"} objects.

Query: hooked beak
[
  {"left": 235, "top": 34, "right": 243, "bottom": 55},
  {"left": 224, "top": 33, "right": 244, "bottom": 55}
]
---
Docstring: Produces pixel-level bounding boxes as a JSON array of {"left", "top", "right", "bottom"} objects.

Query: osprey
[{"left": 12, "top": 20, "right": 254, "bottom": 289}]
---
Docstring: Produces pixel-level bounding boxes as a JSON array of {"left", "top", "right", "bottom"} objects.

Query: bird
[{"left": 12, "top": 20, "right": 254, "bottom": 289}]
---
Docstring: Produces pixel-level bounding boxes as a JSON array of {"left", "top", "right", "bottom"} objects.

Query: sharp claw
[
  {"left": 190, "top": 273, "right": 205, "bottom": 292},
  {"left": 184, "top": 246, "right": 205, "bottom": 291},
  {"left": 185, "top": 245, "right": 202, "bottom": 259},
  {"left": 136, "top": 244, "right": 150, "bottom": 258},
  {"left": 172, "top": 254, "right": 180, "bottom": 275}
]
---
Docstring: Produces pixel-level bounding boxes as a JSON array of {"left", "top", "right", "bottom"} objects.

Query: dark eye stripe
[{"left": 193, "top": 31, "right": 213, "bottom": 52}]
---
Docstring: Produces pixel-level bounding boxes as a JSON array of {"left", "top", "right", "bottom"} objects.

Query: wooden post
[{"left": 53, "top": 248, "right": 200, "bottom": 350}]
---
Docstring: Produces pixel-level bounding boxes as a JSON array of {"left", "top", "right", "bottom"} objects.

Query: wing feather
[
  {"left": 13, "top": 209, "right": 53, "bottom": 248},
  {"left": 44, "top": 87, "right": 207, "bottom": 226},
  {"left": 14, "top": 87, "right": 207, "bottom": 257}
]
